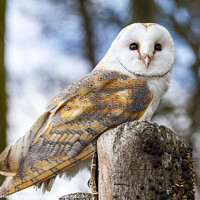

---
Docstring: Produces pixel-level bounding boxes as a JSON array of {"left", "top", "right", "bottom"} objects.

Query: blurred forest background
[{"left": 0, "top": 0, "right": 200, "bottom": 199}]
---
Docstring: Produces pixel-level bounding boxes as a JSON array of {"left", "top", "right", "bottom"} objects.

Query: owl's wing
[{"left": 0, "top": 69, "right": 153, "bottom": 197}]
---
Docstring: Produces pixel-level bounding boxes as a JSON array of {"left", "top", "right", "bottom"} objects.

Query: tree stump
[
  {"left": 97, "top": 121, "right": 195, "bottom": 200},
  {"left": 60, "top": 121, "right": 195, "bottom": 200},
  {"left": 59, "top": 193, "right": 92, "bottom": 200}
]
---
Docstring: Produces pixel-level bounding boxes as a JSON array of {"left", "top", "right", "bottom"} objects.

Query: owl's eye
[
  {"left": 155, "top": 44, "right": 162, "bottom": 51},
  {"left": 129, "top": 43, "right": 138, "bottom": 50}
]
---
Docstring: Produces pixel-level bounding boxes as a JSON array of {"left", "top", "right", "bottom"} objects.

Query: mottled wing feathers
[
  {"left": 45, "top": 70, "right": 119, "bottom": 113},
  {"left": 0, "top": 69, "right": 153, "bottom": 196},
  {"left": 0, "top": 112, "right": 50, "bottom": 177}
]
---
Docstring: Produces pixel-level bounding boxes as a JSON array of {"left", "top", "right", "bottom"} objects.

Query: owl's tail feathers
[
  {"left": 0, "top": 146, "right": 18, "bottom": 177},
  {"left": 0, "top": 143, "right": 94, "bottom": 197},
  {"left": 0, "top": 112, "right": 50, "bottom": 178},
  {"left": 0, "top": 171, "right": 57, "bottom": 197},
  {"left": 0, "top": 177, "right": 14, "bottom": 198}
]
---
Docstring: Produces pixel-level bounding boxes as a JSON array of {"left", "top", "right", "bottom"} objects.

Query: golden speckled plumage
[
  {"left": 0, "top": 22, "right": 175, "bottom": 197},
  {"left": 0, "top": 69, "right": 153, "bottom": 196}
]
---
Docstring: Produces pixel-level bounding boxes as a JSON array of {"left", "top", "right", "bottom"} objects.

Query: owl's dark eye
[
  {"left": 129, "top": 43, "right": 138, "bottom": 50},
  {"left": 155, "top": 44, "right": 162, "bottom": 51}
]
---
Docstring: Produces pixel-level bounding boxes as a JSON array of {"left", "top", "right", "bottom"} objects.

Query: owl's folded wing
[{"left": 0, "top": 69, "right": 153, "bottom": 197}]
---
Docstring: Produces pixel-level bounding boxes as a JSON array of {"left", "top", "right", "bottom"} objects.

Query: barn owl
[{"left": 0, "top": 23, "right": 175, "bottom": 197}]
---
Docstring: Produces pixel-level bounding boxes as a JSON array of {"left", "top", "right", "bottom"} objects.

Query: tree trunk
[
  {"left": 0, "top": 2, "right": 7, "bottom": 200},
  {"left": 78, "top": 0, "right": 96, "bottom": 69},
  {"left": 97, "top": 121, "right": 195, "bottom": 200},
  {"left": 131, "top": 0, "right": 157, "bottom": 22}
]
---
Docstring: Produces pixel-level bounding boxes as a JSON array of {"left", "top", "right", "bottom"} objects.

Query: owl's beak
[{"left": 142, "top": 54, "right": 151, "bottom": 68}]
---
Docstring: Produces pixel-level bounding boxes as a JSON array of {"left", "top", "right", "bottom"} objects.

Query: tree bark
[
  {"left": 97, "top": 121, "right": 195, "bottom": 200},
  {"left": 60, "top": 121, "right": 195, "bottom": 200},
  {"left": 59, "top": 193, "right": 92, "bottom": 200}
]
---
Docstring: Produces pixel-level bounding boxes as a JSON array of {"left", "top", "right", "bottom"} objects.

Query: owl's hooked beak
[{"left": 142, "top": 54, "right": 151, "bottom": 68}]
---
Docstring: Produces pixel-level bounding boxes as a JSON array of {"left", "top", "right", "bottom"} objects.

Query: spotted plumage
[{"left": 0, "top": 23, "right": 175, "bottom": 197}]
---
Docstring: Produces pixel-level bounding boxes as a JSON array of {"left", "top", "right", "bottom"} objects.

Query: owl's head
[{"left": 101, "top": 23, "right": 175, "bottom": 77}]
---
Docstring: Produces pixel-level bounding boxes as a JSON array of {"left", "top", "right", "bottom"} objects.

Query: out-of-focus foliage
[{"left": 4, "top": 0, "right": 200, "bottom": 197}]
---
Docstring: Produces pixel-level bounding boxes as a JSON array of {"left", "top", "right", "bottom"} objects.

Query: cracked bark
[
  {"left": 60, "top": 121, "right": 195, "bottom": 200},
  {"left": 59, "top": 193, "right": 92, "bottom": 200},
  {"left": 97, "top": 121, "right": 195, "bottom": 200}
]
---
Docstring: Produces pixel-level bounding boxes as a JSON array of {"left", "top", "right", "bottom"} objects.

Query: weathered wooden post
[
  {"left": 59, "top": 193, "right": 92, "bottom": 200},
  {"left": 60, "top": 121, "right": 195, "bottom": 200},
  {"left": 97, "top": 121, "right": 195, "bottom": 199}
]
